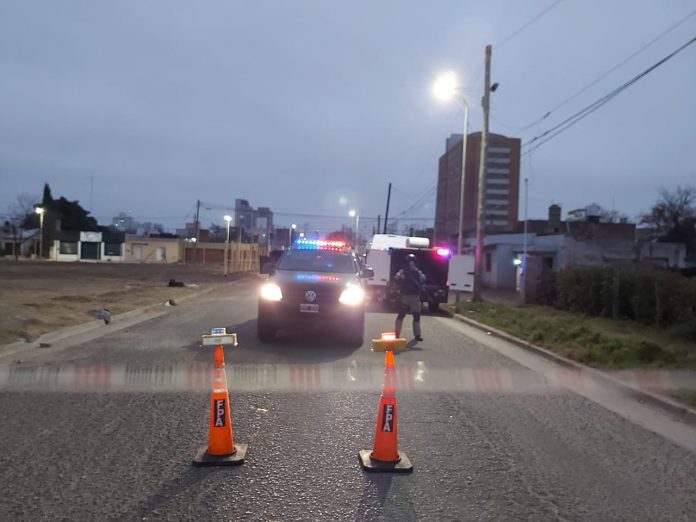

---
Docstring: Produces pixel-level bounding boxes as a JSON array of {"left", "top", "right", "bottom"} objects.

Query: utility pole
[
  {"left": 522, "top": 177, "right": 528, "bottom": 302},
  {"left": 473, "top": 44, "right": 492, "bottom": 302},
  {"left": 377, "top": 214, "right": 381, "bottom": 235},
  {"left": 383, "top": 183, "right": 392, "bottom": 234}
]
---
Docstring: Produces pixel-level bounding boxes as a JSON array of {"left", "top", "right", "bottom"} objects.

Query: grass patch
[
  {"left": 672, "top": 391, "right": 696, "bottom": 408},
  {"left": 452, "top": 300, "right": 696, "bottom": 370}
]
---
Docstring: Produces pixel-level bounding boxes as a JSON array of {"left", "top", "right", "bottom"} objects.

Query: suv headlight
[
  {"left": 339, "top": 285, "right": 365, "bottom": 305},
  {"left": 260, "top": 283, "right": 283, "bottom": 301}
]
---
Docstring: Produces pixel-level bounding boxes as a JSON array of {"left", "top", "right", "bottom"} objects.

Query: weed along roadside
[{"left": 447, "top": 299, "right": 696, "bottom": 407}]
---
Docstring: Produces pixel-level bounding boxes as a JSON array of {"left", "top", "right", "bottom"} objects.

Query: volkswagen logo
[{"left": 305, "top": 290, "right": 317, "bottom": 302}]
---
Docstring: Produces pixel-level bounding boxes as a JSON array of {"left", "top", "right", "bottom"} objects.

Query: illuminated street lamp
[
  {"left": 223, "top": 215, "right": 232, "bottom": 277},
  {"left": 35, "top": 206, "right": 45, "bottom": 258},
  {"left": 433, "top": 71, "right": 469, "bottom": 257},
  {"left": 288, "top": 223, "right": 297, "bottom": 248},
  {"left": 348, "top": 209, "right": 360, "bottom": 253}
]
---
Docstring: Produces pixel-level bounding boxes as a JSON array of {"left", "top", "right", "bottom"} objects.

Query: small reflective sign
[{"left": 211, "top": 327, "right": 226, "bottom": 335}]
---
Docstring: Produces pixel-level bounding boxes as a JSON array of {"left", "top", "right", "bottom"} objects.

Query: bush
[{"left": 554, "top": 265, "right": 696, "bottom": 327}]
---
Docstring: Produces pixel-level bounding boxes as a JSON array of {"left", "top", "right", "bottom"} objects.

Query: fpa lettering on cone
[
  {"left": 359, "top": 347, "right": 413, "bottom": 473},
  {"left": 193, "top": 340, "right": 247, "bottom": 467}
]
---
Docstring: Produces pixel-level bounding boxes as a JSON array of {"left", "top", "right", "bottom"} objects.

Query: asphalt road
[{"left": 1, "top": 278, "right": 695, "bottom": 521}]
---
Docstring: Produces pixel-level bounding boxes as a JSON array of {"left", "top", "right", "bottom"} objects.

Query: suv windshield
[{"left": 278, "top": 250, "right": 356, "bottom": 273}]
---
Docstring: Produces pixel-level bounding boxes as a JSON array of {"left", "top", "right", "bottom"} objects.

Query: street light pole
[
  {"left": 349, "top": 210, "right": 359, "bottom": 253},
  {"left": 35, "top": 207, "right": 45, "bottom": 258},
  {"left": 288, "top": 224, "right": 296, "bottom": 248},
  {"left": 432, "top": 72, "right": 469, "bottom": 255},
  {"left": 223, "top": 215, "right": 232, "bottom": 277}
]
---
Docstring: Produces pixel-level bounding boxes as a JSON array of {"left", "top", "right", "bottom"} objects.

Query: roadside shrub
[{"left": 555, "top": 265, "right": 696, "bottom": 328}]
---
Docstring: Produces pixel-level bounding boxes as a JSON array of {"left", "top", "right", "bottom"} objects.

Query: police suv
[{"left": 257, "top": 239, "right": 374, "bottom": 345}]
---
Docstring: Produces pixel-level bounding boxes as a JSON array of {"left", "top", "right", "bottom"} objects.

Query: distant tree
[
  {"left": 598, "top": 208, "right": 629, "bottom": 224},
  {"left": 209, "top": 223, "right": 226, "bottom": 242},
  {"left": 641, "top": 185, "right": 696, "bottom": 230},
  {"left": 6, "top": 193, "right": 39, "bottom": 259},
  {"left": 641, "top": 185, "right": 696, "bottom": 248}
]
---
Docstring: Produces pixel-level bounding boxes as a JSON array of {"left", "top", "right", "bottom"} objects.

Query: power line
[
  {"left": 391, "top": 183, "right": 438, "bottom": 220},
  {"left": 514, "top": 6, "right": 696, "bottom": 131},
  {"left": 495, "top": 0, "right": 568, "bottom": 49},
  {"left": 521, "top": 35, "right": 696, "bottom": 156}
]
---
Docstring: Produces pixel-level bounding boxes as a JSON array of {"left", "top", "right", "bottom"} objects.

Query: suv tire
[
  {"left": 344, "top": 320, "right": 364, "bottom": 347},
  {"left": 257, "top": 319, "right": 276, "bottom": 343}
]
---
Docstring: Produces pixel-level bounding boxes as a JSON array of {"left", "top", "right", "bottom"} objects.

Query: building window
[
  {"left": 487, "top": 157, "right": 510, "bottom": 165},
  {"left": 105, "top": 243, "right": 122, "bottom": 256},
  {"left": 59, "top": 241, "right": 78, "bottom": 255},
  {"left": 486, "top": 188, "right": 509, "bottom": 195},
  {"left": 486, "top": 199, "right": 509, "bottom": 206},
  {"left": 489, "top": 146, "right": 511, "bottom": 153},
  {"left": 486, "top": 178, "right": 510, "bottom": 185},
  {"left": 486, "top": 167, "right": 510, "bottom": 174},
  {"left": 486, "top": 253, "right": 492, "bottom": 272}
]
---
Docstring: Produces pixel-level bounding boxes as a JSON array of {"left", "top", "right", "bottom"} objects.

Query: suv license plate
[{"left": 300, "top": 304, "right": 319, "bottom": 313}]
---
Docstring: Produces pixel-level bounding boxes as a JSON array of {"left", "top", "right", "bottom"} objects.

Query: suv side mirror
[
  {"left": 261, "top": 262, "right": 276, "bottom": 275},
  {"left": 360, "top": 267, "right": 374, "bottom": 279}
]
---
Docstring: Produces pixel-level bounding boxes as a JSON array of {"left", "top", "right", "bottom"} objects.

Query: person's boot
[
  {"left": 414, "top": 319, "right": 423, "bottom": 342},
  {"left": 395, "top": 317, "right": 403, "bottom": 338}
]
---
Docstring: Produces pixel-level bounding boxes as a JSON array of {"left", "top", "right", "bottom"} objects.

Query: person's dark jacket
[{"left": 395, "top": 266, "right": 425, "bottom": 295}]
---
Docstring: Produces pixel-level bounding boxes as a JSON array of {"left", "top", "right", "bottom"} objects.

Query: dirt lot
[{"left": 0, "top": 261, "right": 251, "bottom": 346}]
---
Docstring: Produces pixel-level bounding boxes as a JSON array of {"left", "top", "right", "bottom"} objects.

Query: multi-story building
[
  {"left": 434, "top": 132, "right": 521, "bottom": 246},
  {"left": 111, "top": 212, "right": 137, "bottom": 233}
]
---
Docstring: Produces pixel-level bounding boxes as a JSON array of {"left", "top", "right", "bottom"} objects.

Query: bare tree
[
  {"left": 5, "top": 193, "right": 39, "bottom": 259},
  {"left": 642, "top": 185, "right": 696, "bottom": 230},
  {"left": 599, "top": 207, "right": 628, "bottom": 224}
]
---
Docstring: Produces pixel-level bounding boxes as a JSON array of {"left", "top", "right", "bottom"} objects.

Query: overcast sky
[{"left": 1, "top": 0, "right": 695, "bottom": 234}]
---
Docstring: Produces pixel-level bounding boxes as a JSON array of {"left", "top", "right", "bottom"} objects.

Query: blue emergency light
[{"left": 294, "top": 238, "right": 347, "bottom": 251}]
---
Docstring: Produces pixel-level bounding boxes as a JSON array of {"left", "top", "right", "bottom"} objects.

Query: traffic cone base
[
  {"left": 358, "top": 449, "right": 413, "bottom": 473},
  {"left": 192, "top": 443, "right": 247, "bottom": 467}
]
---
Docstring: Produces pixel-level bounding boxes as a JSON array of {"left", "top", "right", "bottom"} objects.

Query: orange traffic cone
[
  {"left": 192, "top": 345, "right": 247, "bottom": 466},
  {"left": 359, "top": 350, "right": 413, "bottom": 472}
]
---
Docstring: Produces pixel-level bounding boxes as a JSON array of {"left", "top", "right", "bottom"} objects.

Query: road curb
[
  {"left": 448, "top": 308, "right": 696, "bottom": 424},
  {"left": 0, "top": 285, "right": 218, "bottom": 359}
]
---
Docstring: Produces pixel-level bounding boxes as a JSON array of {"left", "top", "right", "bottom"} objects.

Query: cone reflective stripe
[
  {"left": 193, "top": 345, "right": 247, "bottom": 466},
  {"left": 207, "top": 367, "right": 236, "bottom": 456},
  {"left": 370, "top": 391, "right": 399, "bottom": 462},
  {"left": 359, "top": 350, "right": 413, "bottom": 473}
]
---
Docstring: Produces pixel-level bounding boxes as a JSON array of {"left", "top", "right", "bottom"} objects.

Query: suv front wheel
[
  {"left": 343, "top": 319, "right": 364, "bottom": 347},
  {"left": 257, "top": 317, "right": 276, "bottom": 343}
]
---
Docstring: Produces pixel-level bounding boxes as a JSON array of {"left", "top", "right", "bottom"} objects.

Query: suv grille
[{"left": 282, "top": 285, "right": 343, "bottom": 304}]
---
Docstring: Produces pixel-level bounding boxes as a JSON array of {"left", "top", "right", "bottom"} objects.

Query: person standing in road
[{"left": 394, "top": 253, "right": 425, "bottom": 341}]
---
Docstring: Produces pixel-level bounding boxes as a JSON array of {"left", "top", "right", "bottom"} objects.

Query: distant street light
[
  {"left": 289, "top": 223, "right": 297, "bottom": 248},
  {"left": 35, "top": 207, "right": 45, "bottom": 258},
  {"left": 348, "top": 209, "right": 360, "bottom": 253},
  {"left": 432, "top": 71, "right": 469, "bottom": 257},
  {"left": 223, "top": 215, "right": 232, "bottom": 277}
]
